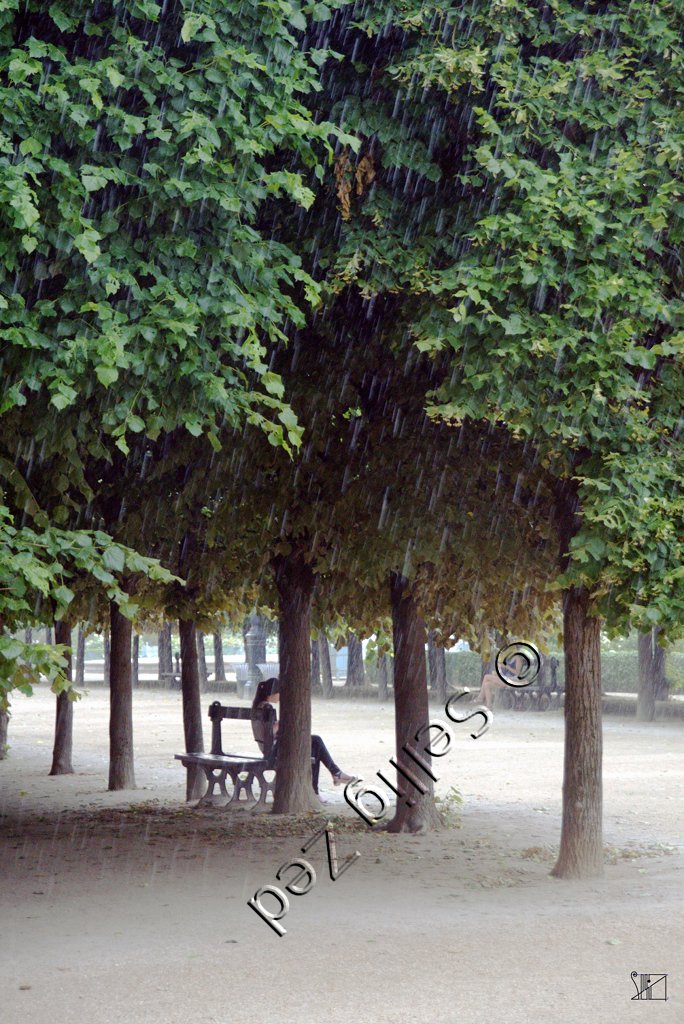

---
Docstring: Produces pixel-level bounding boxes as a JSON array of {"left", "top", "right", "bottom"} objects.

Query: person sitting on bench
[
  {"left": 476, "top": 654, "right": 522, "bottom": 709},
  {"left": 251, "top": 678, "right": 354, "bottom": 796}
]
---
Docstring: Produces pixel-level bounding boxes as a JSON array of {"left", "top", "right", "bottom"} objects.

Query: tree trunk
[
  {"left": 197, "top": 630, "right": 208, "bottom": 691},
  {"left": 346, "top": 633, "right": 365, "bottom": 687},
  {"left": 637, "top": 628, "right": 665, "bottom": 722},
  {"left": 0, "top": 708, "right": 9, "bottom": 759},
  {"left": 311, "top": 637, "right": 321, "bottom": 694},
  {"left": 272, "top": 551, "right": 318, "bottom": 814},
  {"left": 318, "top": 632, "right": 334, "bottom": 699},
  {"left": 108, "top": 601, "right": 135, "bottom": 791},
  {"left": 551, "top": 586, "right": 603, "bottom": 879},
  {"left": 179, "top": 618, "right": 205, "bottom": 801},
  {"left": 44, "top": 626, "right": 53, "bottom": 644},
  {"left": 377, "top": 651, "right": 390, "bottom": 701},
  {"left": 427, "top": 631, "right": 448, "bottom": 705},
  {"left": 479, "top": 629, "right": 495, "bottom": 682},
  {"left": 132, "top": 634, "right": 140, "bottom": 688},
  {"left": 213, "top": 630, "right": 226, "bottom": 682},
  {"left": 427, "top": 631, "right": 437, "bottom": 690},
  {"left": 654, "top": 641, "right": 668, "bottom": 701},
  {"left": 158, "top": 622, "right": 173, "bottom": 685},
  {"left": 49, "top": 619, "right": 74, "bottom": 775},
  {"left": 24, "top": 627, "right": 32, "bottom": 644},
  {"left": 387, "top": 573, "right": 443, "bottom": 833},
  {"left": 74, "top": 626, "right": 85, "bottom": 687},
  {"left": 103, "top": 628, "right": 111, "bottom": 686},
  {"left": 0, "top": 621, "right": 8, "bottom": 758}
]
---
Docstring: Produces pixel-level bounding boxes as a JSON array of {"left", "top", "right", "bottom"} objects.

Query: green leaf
[
  {"left": 102, "top": 546, "right": 125, "bottom": 574},
  {"left": 53, "top": 585, "right": 75, "bottom": 606},
  {"left": 50, "top": 393, "right": 71, "bottom": 411},
  {"left": 105, "top": 66, "right": 126, "bottom": 89},
  {"left": 289, "top": 10, "right": 307, "bottom": 32},
  {"left": 262, "top": 372, "right": 285, "bottom": 399},
  {"left": 181, "top": 14, "right": 205, "bottom": 41},
  {"left": 185, "top": 419, "right": 203, "bottom": 437},
  {"left": 584, "top": 537, "right": 606, "bottom": 560},
  {"left": 74, "top": 228, "right": 102, "bottom": 263},
  {"left": 129, "top": 0, "right": 160, "bottom": 20},
  {"left": 278, "top": 407, "right": 299, "bottom": 430},
  {"left": 49, "top": 5, "right": 77, "bottom": 31},
  {"left": 19, "top": 137, "right": 42, "bottom": 157},
  {"left": 501, "top": 314, "right": 527, "bottom": 336},
  {"left": 82, "top": 173, "right": 109, "bottom": 192},
  {"left": 624, "top": 348, "right": 656, "bottom": 370},
  {"left": 95, "top": 366, "right": 119, "bottom": 387}
]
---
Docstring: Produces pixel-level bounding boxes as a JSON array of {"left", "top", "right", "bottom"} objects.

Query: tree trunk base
[
  {"left": 186, "top": 766, "right": 205, "bottom": 802},
  {"left": 271, "top": 551, "right": 316, "bottom": 816},
  {"left": 551, "top": 585, "right": 603, "bottom": 880},
  {"left": 179, "top": 619, "right": 205, "bottom": 801},
  {"left": 386, "top": 801, "right": 444, "bottom": 834},
  {"left": 550, "top": 850, "right": 603, "bottom": 880},
  {"left": 271, "top": 789, "right": 321, "bottom": 816},
  {"left": 387, "top": 574, "right": 442, "bottom": 835},
  {"left": 50, "top": 623, "right": 74, "bottom": 775},
  {"left": 108, "top": 601, "right": 135, "bottom": 791}
]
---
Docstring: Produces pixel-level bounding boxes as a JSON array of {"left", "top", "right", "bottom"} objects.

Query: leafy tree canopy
[
  {"left": 0, "top": 0, "right": 352, "bottom": 694},
  {"left": 0, "top": 501, "right": 177, "bottom": 706},
  {"left": 300, "top": 0, "right": 684, "bottom": 636}
]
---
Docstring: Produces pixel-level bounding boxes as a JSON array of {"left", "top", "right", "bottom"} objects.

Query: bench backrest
[{"left": 208, "top": 701, "right": 275, "bottom": 758}]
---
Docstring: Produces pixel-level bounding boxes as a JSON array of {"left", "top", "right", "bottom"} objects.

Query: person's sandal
[{"left": 333, "top": 771, "right": 355, "bottom": 786}]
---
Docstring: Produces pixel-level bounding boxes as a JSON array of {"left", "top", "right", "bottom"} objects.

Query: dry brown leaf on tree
[
  {"left": 334, "top": 148, "right": 352, "bottom": 221},
  {"left": 355, "top": 154, "right": 375, "bottom": 196}
]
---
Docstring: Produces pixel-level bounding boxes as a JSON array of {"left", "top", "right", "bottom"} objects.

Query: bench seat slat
[{"left": 175, "top": 753, "right": 267, "bottom": 764}]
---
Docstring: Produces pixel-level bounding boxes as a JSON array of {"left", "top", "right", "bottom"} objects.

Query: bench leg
[
  {"left": 198, "top": 767, "right": 230, "bottom": 806},
  {"left": 225, "top": 769, "right": 255, "bottom": 806},
  {"left": 252, "top": 770, "right": 275, "bottom": 811}
]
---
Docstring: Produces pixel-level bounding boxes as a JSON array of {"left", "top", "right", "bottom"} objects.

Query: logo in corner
[{"left": 631, "top": 972, "right": 667, "bottom": 1001}]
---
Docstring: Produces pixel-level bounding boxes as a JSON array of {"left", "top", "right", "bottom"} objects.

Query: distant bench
[
  {"left": 496, "top": 684, "right": 565, "bottom": 712},
  {"left": 175, "top": 701, "right": 277, "bottom": 809}
]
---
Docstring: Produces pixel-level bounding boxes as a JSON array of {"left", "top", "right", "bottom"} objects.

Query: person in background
[
  {"left": 251, "top": 678, "right": 354, "bottom": 798},
  {"left": 476, "top": 653, "right": 524, "bottom": 709}
]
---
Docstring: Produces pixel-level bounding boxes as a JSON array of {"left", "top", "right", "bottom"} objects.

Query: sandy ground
[{"left": 1, "top": 685, "right": 682, "bottom": 1024}]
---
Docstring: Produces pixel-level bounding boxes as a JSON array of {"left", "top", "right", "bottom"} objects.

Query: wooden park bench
[
  {"left": 496, "top": 658, "right": 565, "bottom": 712},
  {"left": 497, "top": 680, "right": 565, "bottom": 712},
  {"left": 175, "top": 701, "right": 277, "bottom": 809},
  {"left": 175, "top": 699, "right": 321, "bottom": 807}
]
